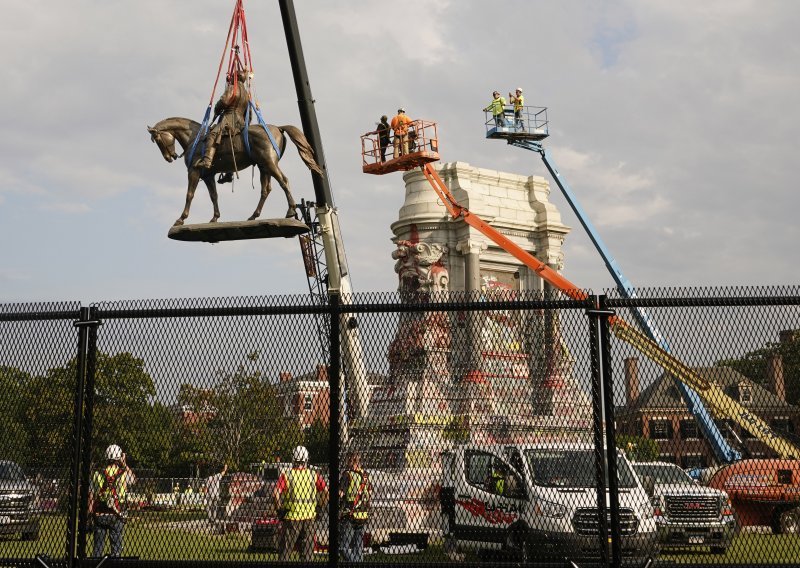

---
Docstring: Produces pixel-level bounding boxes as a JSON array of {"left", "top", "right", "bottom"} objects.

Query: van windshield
[
  {"left": 525, "top": 449, "right": 639, "bottom": 489},
  {"left": 632, "top": 462, "right": 694, "bottom": 486}
]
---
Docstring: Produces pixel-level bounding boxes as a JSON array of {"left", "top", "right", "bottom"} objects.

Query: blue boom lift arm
[{"left": 508, "top": 137, "right": 742, "bottom": 464}]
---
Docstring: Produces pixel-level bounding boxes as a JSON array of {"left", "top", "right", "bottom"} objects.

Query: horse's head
[{"left": 147, "top": 126, "right": 179, "bottom": 163}]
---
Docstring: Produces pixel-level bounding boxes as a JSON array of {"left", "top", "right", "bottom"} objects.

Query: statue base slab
[{"left": 167, "top": 218, "right": 310, "bottom": 243}]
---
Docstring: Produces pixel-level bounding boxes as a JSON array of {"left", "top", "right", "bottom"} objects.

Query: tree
[
  {"left": 617, "top": 434, "right": 659, "bottom": 462},
  {"left": 24, "top": 351, "right": 163, "bottom": 470},
  {"left": 718, "top": 332, "right": 800, "bottom": 406},
  {"left": 178, "top": 352, "right": 302, "bottom": 470},
  {"left": 0, "top": 366, "right": 32, "bottom": 463}
]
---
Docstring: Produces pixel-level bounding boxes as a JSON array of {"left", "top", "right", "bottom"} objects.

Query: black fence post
[
  {"left": 598, "top": 295, "right": 622, "bottom": 567},
  {"left": 67, "top": 307, "right": 101, "bottom": 567},
  {"left": 77, "top": 307, "right": 100, "bottom": 560},
  {"left": 329, "top": 293, "right": 341, "bottom": 568},
  {"left": 586, "top": 295, "right": 609, "bottom": 567}
]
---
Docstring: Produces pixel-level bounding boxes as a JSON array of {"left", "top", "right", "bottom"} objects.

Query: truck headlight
[{"left": 533, "top": 497, "right": 566, "bottom": 519}]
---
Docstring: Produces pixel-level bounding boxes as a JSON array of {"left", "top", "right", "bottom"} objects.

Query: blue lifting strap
[
  {"left": 243, "top": 101, "right": 282, "bottom": 159},
  {"left": 186, "top": 105, "right": 214, "bottom": 168}
]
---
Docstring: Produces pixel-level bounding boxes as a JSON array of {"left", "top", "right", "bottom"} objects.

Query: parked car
[
  {"left": 631, "top": 461, "right": 735, "bottom": 554},
  {"left": 0, "top": 460, "right": 40, "bottom": 541}
]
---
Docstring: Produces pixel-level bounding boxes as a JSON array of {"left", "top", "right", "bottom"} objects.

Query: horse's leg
[
  {"left": 202, "top": 175, "right": 220, "bottom": 223},
  {"left": 268, "top": 164, "right": 298, "bottom": 219},
  {"left": 248, "top": 169, "right": 272, "bottom": 221},
  {"left": 175, "top": 170, "right": 202, "bottom": 226}
]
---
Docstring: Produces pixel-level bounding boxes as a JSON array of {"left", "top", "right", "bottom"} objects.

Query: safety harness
[
  {"left": 344, "top": 469, "right": 370, "bottom": 523},
  {"left": 95, "top": 465, "right": 125, "bottom": 516}
]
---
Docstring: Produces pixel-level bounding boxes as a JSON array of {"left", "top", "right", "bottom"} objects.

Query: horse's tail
[{"left": 278, "top": 125, "right": 323, "bottom": 176}]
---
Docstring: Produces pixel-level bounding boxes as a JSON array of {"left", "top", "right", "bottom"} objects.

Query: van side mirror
[{"left": 641, "top": 475, "right": 656, "bottom": 498}]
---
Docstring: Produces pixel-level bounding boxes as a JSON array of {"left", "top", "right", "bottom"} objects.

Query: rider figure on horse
[{"left": 195, "top": 67, "right": 252, "bottom": 181}]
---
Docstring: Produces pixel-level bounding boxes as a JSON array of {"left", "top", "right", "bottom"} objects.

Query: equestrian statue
[{"left": 147, "top": 69, "right": 322, "bottom": 227}]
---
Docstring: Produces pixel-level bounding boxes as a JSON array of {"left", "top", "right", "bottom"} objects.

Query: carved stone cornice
[{"left": 393, "top": 241, "right": 450, "bottom": 294}]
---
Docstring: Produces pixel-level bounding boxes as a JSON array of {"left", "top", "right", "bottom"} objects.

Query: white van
[{"left": 440, "top": 443, "right": 659, "bottom": 565}]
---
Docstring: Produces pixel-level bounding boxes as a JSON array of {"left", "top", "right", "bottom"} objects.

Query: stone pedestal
[{"left": 354, "top": 162, "right": 593, "bottom": 468}]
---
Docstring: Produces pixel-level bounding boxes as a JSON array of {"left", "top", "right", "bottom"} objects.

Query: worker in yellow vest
[
  {"left": 339, "top": 452, "right": 372, "bottom": 562},
  {"left": 483, "top": 91, "right": 507, "bottom": 128},
  {"left": 273, "top": 446, "right": 328, "bottom": 561},
  {"left": 508, "top": 87, "right": 525, "bottom": 131},
  {"left": 89, "top": 444, "right": 136, "bottom": 557}
]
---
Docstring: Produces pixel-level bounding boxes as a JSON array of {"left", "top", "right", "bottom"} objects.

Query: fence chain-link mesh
[{"left": 1, "top": 288, "right": 799, "bottom": 566}]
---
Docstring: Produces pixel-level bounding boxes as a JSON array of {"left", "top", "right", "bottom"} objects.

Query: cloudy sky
[{"left": 1, "top": 1, "right": 798, "bottom": 304}]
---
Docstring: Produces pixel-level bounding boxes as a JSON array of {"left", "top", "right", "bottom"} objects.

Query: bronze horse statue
[{"left": 147, "top": 117, "right": 322, "bottom": 226}]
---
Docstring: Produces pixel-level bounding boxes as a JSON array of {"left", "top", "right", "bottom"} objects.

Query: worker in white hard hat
[
  {"left": 273, "top": 445, "right": 328, "bottom": 561},
  {"left": 89, "top": 444, "right": 136, "bottom": 557},
  {"left": 508, "top": 87, "right": 525, "bottom": 131},
  {"left": 391, "top": 107, "right": 414, "bottom": 159}
]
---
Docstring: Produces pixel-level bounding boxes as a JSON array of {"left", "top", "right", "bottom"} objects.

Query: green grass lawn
[
  {"left": 2, "top": 514, "right": 799, "bottom": 564},
  {"left": 658, "top": 532, "right": 800, "bottom": 565}
]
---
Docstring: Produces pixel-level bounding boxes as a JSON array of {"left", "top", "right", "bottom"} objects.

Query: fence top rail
[
  {"left": 4, "top": 286, "right": 800, "bottom": 321},
  {"left": 0, "top": 303, "right": 82, "bottom": 322},
  {"left": 93, "top": 304, "right": 330, "bottom": 320},
  {"left": 92, "top": 297, "right": 592, "bottom": 320},
  {"left": 606, "top": 295, "right": 800, "bottom": 308},
  {"left": 604, "top": 285, "right": 800, "bottom": 299}
]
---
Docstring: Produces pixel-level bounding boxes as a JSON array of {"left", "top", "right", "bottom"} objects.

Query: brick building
[
  {"left": 616, "top": 356, "right": 800, "bottom": 468},
  {"left": 276, "top": 364, "right": 331, "bottom": 429}
]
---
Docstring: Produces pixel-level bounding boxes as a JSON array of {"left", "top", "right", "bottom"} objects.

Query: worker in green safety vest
[
  {"left": 89, "top": 444, "right": 136, "bottom": 557},
  {"left": 483, "top": 90, "right": 508, "bottom": 127},
  {"left": 491, "top": 468, "right": 505, "bottom": 495},
  {"left": 273, "top": 445, "right": 328, "bottom": 561},
  {"left": 339, "top": 452, "right": 372, "bottom": 562}
]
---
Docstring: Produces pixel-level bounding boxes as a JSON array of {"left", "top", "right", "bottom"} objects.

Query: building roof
[{"left": 627, "top": 366, "right": 798, "bottom": 414}]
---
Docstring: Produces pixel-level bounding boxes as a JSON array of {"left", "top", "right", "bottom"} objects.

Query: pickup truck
[
  {"left": 441, "top": 443, "right": 658, "bottom": 565},
  {"left": 631, "top": 461, "right": 735, "bottom": 554},
  {"left": 0, "top": 460, "right": 40, "bottom": 541}
]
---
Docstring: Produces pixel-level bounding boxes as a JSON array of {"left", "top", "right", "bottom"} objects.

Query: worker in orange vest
[{"left": 391, "top": 108, "right": 414, "bottom": 159}]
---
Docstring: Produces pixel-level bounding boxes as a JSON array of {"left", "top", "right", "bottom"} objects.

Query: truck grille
[
  {"left": 0, "top": 492, "right": 33, "bottom": 517},
  {"left": 665, "top": 495, "right": 719, "bottom": 522},
  {"left": 572, "top": 508, "right": 639, "bottom": 536}
]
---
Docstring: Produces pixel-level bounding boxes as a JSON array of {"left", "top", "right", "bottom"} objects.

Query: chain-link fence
[{"left": 1, "top": 288, "right": 799, "bottom": 567}]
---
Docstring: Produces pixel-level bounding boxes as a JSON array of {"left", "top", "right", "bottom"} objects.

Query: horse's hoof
[
  {"left": 209, "top": 218, "right": 218, "bottom": 224},
  {"left": 173, "top": 219, "right": 184, "bottom": 227},
  {"left": 248, "top": 214, "right": 258, "bottom": 221},
  {"left": 285, "top": 208, "right": 297, "bottom": 219}
]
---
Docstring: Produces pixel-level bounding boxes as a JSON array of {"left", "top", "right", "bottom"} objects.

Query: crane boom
[
  {"left": 279, "top": 0, "right": 369, "bottom": 437},
  {"left": 422, "top": 162, "right": 800, "bottom": 459}
]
